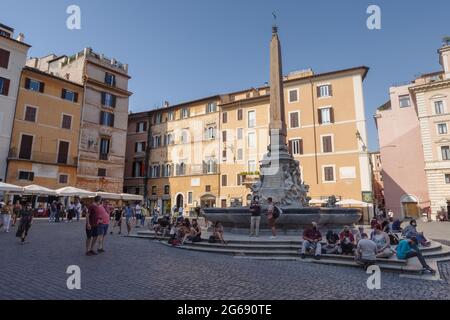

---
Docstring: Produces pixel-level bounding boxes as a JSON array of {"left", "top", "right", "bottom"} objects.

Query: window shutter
[
  {"left": 223, "top": 112, "right": 227, "bottom": 123},
  {"left": 213, "top": 161, "right": 217, "bottom": 173},
  {"left": 135, "top": 142, "right": 138, "bottom": 153},
  {"left": 25, "top": 78, "right": 31, "bottom": 89},
  {"left": 112, "top": 95, "right": 117, "bottom": 108},
  {"left": 222, "top": 130, "right": 227, "bottom": 142},
  {"left": 39, "top": 82, "right": 45, "bottom": 93},
  {"left": 318, "top": 109, "right": 322, "bottom": 124},
  {"left": 330, "top": 108, "right": 335, "bottom": 123},
  {"left": 203, "top": 161, "right": 207, "bottom": 174},
  {"left": 328, "top": 85, "right": 333, "bottom": 96},
  {"left": 29, "top": 172, "right": 35, "bottom": 181},
  {"left": 143, "top": 121, "right": 147, "bottom": 131},
  {"left": 74, "top": 92, "right": 79, "bottom": 103},
  {"left": 316, "top": 86, "right": 321, "bottom": 97},
  {"left": 61, "top": 89, "right": 66, "bottom": 99},
  {"left": 3, "top": 78, "right": 10, "bottom": 96},
  {"left": 288, "top": 140, "right": 293, "bottom": 154},
  {"left": 0, "top": 49, "right": 10, "bottom": 68},
  {"left": 299, "top": 139, "right": 304, "bottom": 155},
  {"left": 100, "top": 111, "right": 105, "bottom": 125},
  {"left": 101, "top": 92, "right": 106, "bottom": 105},
  {"left": 110, "top": 113, "right": 115, "bottom": 127}
]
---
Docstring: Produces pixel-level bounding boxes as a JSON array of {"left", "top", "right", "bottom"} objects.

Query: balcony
[{"left": 8, "top": 148, "right": 77, "bottom": 166}]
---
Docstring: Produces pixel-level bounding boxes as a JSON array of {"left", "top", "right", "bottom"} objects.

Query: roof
[
  {"left": 23, "top": 66, "right": 83, "bottom": 88},
  {"left": 377, "top": 100, "right": 391, "bottom": 111},
  {"left": 0, "top": 23, "right": 14, "bottom": 32},
  {"left": 0, "top": 33, "right": 31, "bottom": 48}
]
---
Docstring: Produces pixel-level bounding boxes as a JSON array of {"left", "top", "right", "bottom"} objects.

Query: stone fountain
[{"left": 202, "top": 26, "right": 361, "bottom": 234}]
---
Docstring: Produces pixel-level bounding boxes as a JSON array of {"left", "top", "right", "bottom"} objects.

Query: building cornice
[
  {"left": 409, "top": 79, "right": 450, "bottom": 93},
  {"left": 85, "top": 77, "right": 133, "bottom": 97}
]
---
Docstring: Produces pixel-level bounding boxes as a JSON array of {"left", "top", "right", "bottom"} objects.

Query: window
[
  {"left": 136, "top": 121, "right": 147, "bottom": 133},
  {"left": 0, "top": 48, "right": 10, "bottom": 69},
  {"left": 317, "top": 84, "right": 332, "bottom": 98},
  {"left": 18, "top": 171, "right": 34, "bottom": 181},
  {"left": 181, "top": 130, "right": 189, "bottom": 144},
  {"left": 222, "top": 149, "right": 227, "bottom": 161},
  {"left": 61, "top": 89, "right": 78, "bottom": 102},
  {"left": 164, "top": 185, "right": 170, "bottom": 195},
  {"left": 237, "top": 128, "right": 243, "bottom": 140},
  {"left": 58, "top": 174, "right": 69, "bottom": 184},
  {"left": 222, "top": 112, "right": 228, "bottom": 124},
  {"left": 206, "top": 159, "right": 216, "bottom": 174},
  {"left": 177, "top": 163, "right": 186, "bottom": 176},
  {"left": 151, "top": 186, "right": 157, "bottom": 195},
  {"left": 289, "top": 139, "right": 303, "bottom": 155},
  {"left": 322, "top": 135, "right": 333, "bottom": 153},
  {"left": 101, "top": 92, "right": 116, "bottom": 108},
  {"left": 323, "top": 166, "right": 335, "bottom": 182},
  {"left": 135, "top": 141, "right": 146, "bottom": 153},
  {"left": 166, "top": 133, "right": 174, "bottom": 145},
  {"left": 237, "top": 148, "right": 243, "bottom": 161},
  {"left": 24, "top": 106, "right": 37, "bottom": 122},
  {"left": 181, "top": 108, "right": 189, "bottom": 119},
  {"left": 19, "top": 134, "right": 33, "bottom": 160},
  {"left": 222, "top": 130, "right": 227, "bottom": 142},
  {"left": 151, "top": 165, "right": 160, "bottom": 178},
  {"left": 438, "top": 123, "right": 448, "bottom": 135},
  {"left": 98, "top": 168, "right": 107, "bottom": 177},
  {"left": 445, "top": 174, "right": 450, "bottom": 184},
  {"left": 289, "top": 112, "right": 300, "bottom": 128},
  {"left": 99, "top": 138, "right": 110, "bottom": 160},
  {"left": 248, "top": 160, "right": 256, "bottom": 172},
  {"left": 57, "top": 141, "right": 69, "bottom": 164},
  {"left": 237, "top": 109, "right": 243, "bottom": 120},
  {"left": 248, "top": 111, "right": 256, "bottom": 128},
  {"left": 132, "top": 162, "right": 144, "bottom": 177},
  {"left": 206, "top": 102, "right": 217, "bottom": 113},
  {"left": 61, "top": 114, "right": 72, "bottom": 129},
  {"left": 0, "top": 30, "right": 11, "bottom": 38},
  {"left": 168, "top": 111, "right": 175, "bottom": 121},
  {"left": 222, "top": 175, "right": 228, "bottom": 187},
  {"left": 163, "top": 164, "right": 172, "bottom": 177},
  {"left": 205, "top": 185, "right": 211, "bottom": 192},
  {"left": 399, "top": 94, "right": 411, "bottom": 108},
  {"left": 442, "top": 146, "right": 450, "bottom": 160},
  {"left": 0, "top": 77, "right": 10, "bottom": 96},
  {"left": 105, "top": 73, "right": 116, "bottom": 86},
  {"left": 188, "top": 192, "right": 193, "bottom": 204},
  {"left": 100, "top": 111, "right": 114, "bottom": 127},
  {"left": 237, "top": 174, "right": 243, "bottom": 186},
  {"left": 288, "top": 89, "right": 299, "bottom": 103},
  {"left": 206, "top": 127, "right": 216, "bottom": 140},
  {"left": 318, "top": 107, "right": 334, "bottom": 124},
  {"left": 154, "top": 113, "right": 162, "bottom": 124},
  {"left": 248, "top": 132, "right": 256, "bottom": 148},
  {"left": 25, "top": 78, "right": 44, "bottom": 93},
  {"left": 435, "top": 101, "right": 445, "bottom": 115},
  {"left": 151, "top": 135, "right": 161, "bottom": 148}
]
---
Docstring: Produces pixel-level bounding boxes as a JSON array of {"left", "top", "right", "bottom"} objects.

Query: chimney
[{"left": 16, "top": 33, "right": 24, "bottom": 42}]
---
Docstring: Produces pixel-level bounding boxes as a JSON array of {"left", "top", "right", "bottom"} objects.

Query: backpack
[{"left": 272, "top": 206, "right": 282, "bottom": 219}]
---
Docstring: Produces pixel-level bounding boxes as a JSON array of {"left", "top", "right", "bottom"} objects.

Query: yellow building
[
  {"left": 6, "top": 66, "right": 83, "bottom": 189},
  {"left": 125, "top": 67, "right": 373, "bottom": 215}
]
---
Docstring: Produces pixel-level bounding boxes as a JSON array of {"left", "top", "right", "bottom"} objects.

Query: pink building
[{"left": 375, "top": 85, "right": 430, "bottom": 219}]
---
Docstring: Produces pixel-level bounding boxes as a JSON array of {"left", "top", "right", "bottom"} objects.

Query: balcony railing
[{"left": 8, "top": 148, "right": 77, "bottom": 166}]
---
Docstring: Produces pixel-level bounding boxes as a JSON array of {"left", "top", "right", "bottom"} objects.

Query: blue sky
[{"left": 1, "top": 0, "right": 449, "bottom": 150}]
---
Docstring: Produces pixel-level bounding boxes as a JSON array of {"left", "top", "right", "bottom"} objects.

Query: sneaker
[
  {"left": 423, "top": 267, "right": 436, "bottom": 274},
  {"left": 270, "top": 236, "right": 277, "bottom": 239},
  {"left": 98, "top": 249, "right": 105, "bottom": 253},
  {"left": 86, "top": 251, "right": 93, "bottom": 256},
  {"left": 89, "top": 250, "right": 98, "bottom": 255}
]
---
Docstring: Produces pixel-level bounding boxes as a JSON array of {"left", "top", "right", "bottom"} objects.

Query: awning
[
  {"left": 96, "top": 191, "right": 122, "bottom": 200},
  {"left": 23, "top": 185, "right": 57, "bottom": 196},
  {"left": 56, "top": 187, "right": 96, "bottom": 198},
  {"left": 336, "top": 199, "right": 369, "bottom": 206},
  {"left": 120, "top": 193, "right": 143, "bottom": 201},
  {"left": 0, "top": 182, "right": 23, "bottom": 193}
]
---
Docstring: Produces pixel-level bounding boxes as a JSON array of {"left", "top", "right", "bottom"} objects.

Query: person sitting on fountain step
[
  {"left": 213, "top": 221, "right": 227, "bottom": 244},
  {"left": 396, "top": 237, "right": 435, "bottom": 274},
  {"left": 339, "top": 226, "right": 355, "bottom": 255},
  {"left": 322, "top": 230, "right": 341, "bottom": 254},
  {"left": 372, "top": 225, "right": 393, "bottom": 258},
  {"left": 402, "top": 219, "right": 431, "bottom": 247},
  {"left": 301, "top": 222, "right": 322, "bottom": 260},
  {"left": 355, "top": 233, "right": 377, "bottom": 270}
]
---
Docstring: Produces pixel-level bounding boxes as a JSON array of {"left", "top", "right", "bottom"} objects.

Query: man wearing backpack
[{"left": 266, "top": 197, "right": 278, "bottom": 239}]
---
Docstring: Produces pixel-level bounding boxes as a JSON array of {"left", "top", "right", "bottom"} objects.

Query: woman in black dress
[{"left": 16, "top": 202, "right": 33, "bottom": 244}]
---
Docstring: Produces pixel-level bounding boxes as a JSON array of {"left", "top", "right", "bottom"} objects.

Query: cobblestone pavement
[{"left": 1, "top": 220, "right": 450, "bottom": 300}]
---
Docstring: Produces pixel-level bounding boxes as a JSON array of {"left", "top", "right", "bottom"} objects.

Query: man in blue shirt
[{"left": 396, "top": 237, "right": 435, "bottom": 274}]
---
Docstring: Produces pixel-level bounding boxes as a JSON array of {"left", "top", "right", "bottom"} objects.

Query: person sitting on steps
[
  {"left": 396, "top": 237, "right": 435, "bottom": 274},
  {"left": 301, "top": 222, "right": 322, "bottom": 260}
]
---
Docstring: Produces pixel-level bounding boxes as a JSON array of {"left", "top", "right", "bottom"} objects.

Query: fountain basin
[{"left": 202, "top": 206, "right": 362, "bottom": 234}]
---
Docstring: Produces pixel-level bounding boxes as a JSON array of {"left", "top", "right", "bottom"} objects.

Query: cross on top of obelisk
[{"left": 272, "top": 12, "right": 278, "bottom": 34}]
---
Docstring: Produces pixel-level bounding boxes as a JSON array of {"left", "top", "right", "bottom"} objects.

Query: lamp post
[{"left": 356, "top": 131, "right": 373, "bottom": 224}]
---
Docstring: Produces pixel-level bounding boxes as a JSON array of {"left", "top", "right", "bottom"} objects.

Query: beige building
[
  {"left": 27, "top": 48, "right": 132, "bottom": 193},
  {"left": 125, "top": 66, "right": 372, "bottom": 215},
  {"left": 409, "top": 43, "right": 450, "bottom": 219}
]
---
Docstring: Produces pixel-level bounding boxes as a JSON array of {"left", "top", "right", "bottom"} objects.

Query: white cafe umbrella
[
  {"left": 336, "top": 199, "right": 368, "bottom": 206},
  {"left": 56, "top": 187, "right": 96, "bottom": 198},
  {"left": 96, "top": 191, "right": 122, "bottom": 200},
  {"left": 120, "top": 193, "right": 143, "bottom": 201},
  {"left": 23, "top": 185, "right": 57, "bottom": 196},
  {"left": 0, "top": 182, "right": 24, "bottom": 193},
  {"left": 309, "top": 198, "right": 327, "bottom": 204}
]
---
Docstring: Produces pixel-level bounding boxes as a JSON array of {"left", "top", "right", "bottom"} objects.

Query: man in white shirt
[
  {"left": 355, "top": 233, "right": 378, "bottom": 269},
  {"left": 74, "top": 199, "right": 82, "bottom": 222}
]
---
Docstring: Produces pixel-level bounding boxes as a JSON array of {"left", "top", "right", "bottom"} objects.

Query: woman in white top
[{"left": 372, "top": 225, "right": 393, "bottom": 258}]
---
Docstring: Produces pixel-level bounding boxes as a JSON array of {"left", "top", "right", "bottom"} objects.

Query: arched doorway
[
  {"left": 401, "top": 194, "right": 420, "bottom": 219},
  {"left": 200, "top": 194, "right": 216, "bottom": 208},
  {"left": 176, "top": 194, "right": 184, "bottom": 209}
]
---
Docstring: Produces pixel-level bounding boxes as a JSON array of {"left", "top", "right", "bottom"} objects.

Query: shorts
[
  {"left": 97, "top": 223, "right": 109, "bottom": 236},
  {"left": 267, "top": 218, "right": 276, "bottom": 228},
  {"left": 86, "top": 226, "right": 99, "bottom": 239},
  {"left": 126, "top": 216, "right": 132, "bottom": 225}
]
